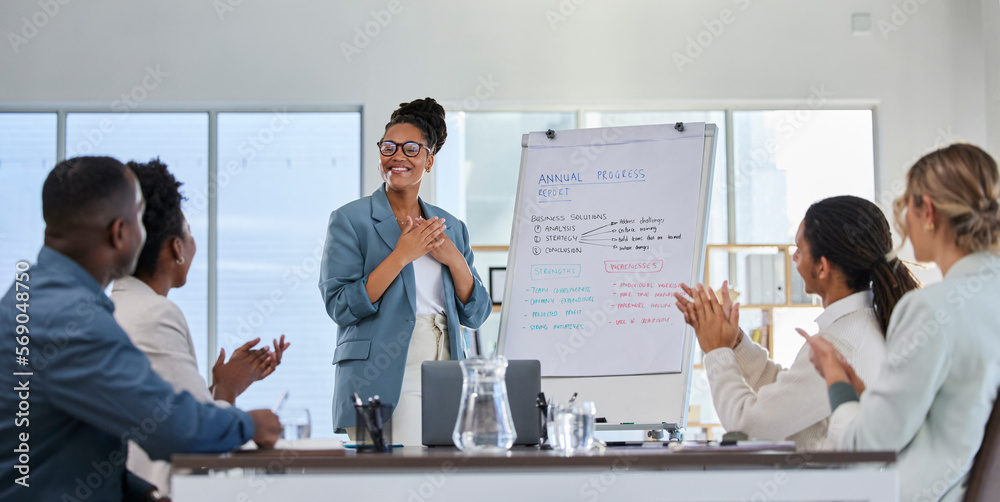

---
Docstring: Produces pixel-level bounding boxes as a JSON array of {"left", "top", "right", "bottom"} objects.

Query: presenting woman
[
  {"left": 320, "top": 98, "right": 492, "bottom": 444},
  {"left": 112, "top": 159, "right": 289, "bottom": 494},
  {"left": 802, "top": 143, "right": 1000, "bottom": 502}
]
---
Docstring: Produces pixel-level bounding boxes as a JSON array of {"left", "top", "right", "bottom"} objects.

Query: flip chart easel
[{"left": 497, "top": 123, "right": 718, "bottom": 427}]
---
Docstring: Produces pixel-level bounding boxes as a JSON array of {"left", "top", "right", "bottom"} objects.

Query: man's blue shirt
[{"left": 0, "top": 247, "right": 254, "bottom": 501}]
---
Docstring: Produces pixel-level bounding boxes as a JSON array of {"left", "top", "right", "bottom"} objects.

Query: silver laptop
[{"left": 421, "top": 360, "right": 541, "bottom": 447}]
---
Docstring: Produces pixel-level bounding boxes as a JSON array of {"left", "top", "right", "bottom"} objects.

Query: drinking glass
[{"left": 279, "top": 408, "right": 312, "bottom": 440}]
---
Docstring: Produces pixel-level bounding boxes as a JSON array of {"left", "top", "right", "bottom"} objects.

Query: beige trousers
[{"left": 349, "top": 314, "right": 450, "bottom": 445}]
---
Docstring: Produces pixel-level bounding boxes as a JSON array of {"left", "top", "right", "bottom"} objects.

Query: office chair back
[{"left": 964, "top": 391, "right": 1000, "bottom": 501}]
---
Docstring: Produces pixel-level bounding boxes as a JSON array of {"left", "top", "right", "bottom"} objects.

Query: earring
[
  {"left": 924, "top": 222, "right": 935, "bottom": 232},
  {"left": 425, "top": 167, "right": 431, "bottom": 173},
  {"left": 176, "top": 257, "right": 185, "bottom": 265}
]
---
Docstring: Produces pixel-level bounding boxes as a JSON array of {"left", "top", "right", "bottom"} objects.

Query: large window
[
  {"left": 433, "top": 107, "right": 877, "bottom": 437},
  {"left": 1, "top": 110, "right": 360, "bottom": 439},
  {"left": 732, "top": 110, "right": 875, "bottom": 243},
  {"left": 217, "top": 112, "right": 361, "bottom": 438},
  {"left": 65, "top": 112, "right": 212, "bottom": 371},
  {"left": 1, "top": 105, "right": 875, "bottom": 439},
  {"left": 0, "top": 113, "right": 56, "bottom": 276}
]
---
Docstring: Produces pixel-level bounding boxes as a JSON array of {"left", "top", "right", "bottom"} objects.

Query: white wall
[{"left": 1, "top": 0, "right": 996, "bottom": 203}]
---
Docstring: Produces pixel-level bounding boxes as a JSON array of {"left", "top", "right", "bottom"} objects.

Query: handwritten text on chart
[
  {"left": 523, "top": 280, "right": 684, "bottom": 332},
  {"left": 530, "top": 264, "right": 581, "bottom": 280},
  {"left": 604, "top": 260, "right": 664, "bottom": 273},
  {"left": 536, "top": 170, "right": 647, "bottom": 202},
  {"left": 529, "top": 215, "right": 680, "bottom": 256}
]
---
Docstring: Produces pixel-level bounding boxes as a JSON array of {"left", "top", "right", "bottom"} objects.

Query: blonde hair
[{"left": 893, "top": 143, "right": 1000, "bottom": 254}]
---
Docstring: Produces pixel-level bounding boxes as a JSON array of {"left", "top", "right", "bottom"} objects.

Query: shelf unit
[{"left": 702, "top": 243, "right": 821, "bottom": 357}]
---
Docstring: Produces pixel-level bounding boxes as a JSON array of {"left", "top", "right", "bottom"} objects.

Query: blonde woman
[{"left": 802, "top": 143, "right": 1000, "bottom": 502}]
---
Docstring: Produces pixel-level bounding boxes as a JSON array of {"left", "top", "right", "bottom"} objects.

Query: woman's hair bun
[
  {"left": 976, "top": 197, "right": 999, "bottom": 213},
  {"left": 386, "top": 97, "right": 447, "bottom": 154}
]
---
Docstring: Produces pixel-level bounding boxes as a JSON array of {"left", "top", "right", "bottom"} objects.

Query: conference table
[{"left": 171, "top": 445, "right": 897, "bottom": 502}]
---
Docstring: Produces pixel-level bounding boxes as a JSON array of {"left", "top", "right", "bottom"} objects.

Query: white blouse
[
  {"left": 703, "top": 290, "right": 885, "bottom": 449},
  {"left": 412, "top": 253, "right": 447, "bottom": 316}
]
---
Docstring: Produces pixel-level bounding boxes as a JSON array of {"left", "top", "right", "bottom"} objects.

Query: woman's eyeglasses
[{"left": 378, "top": 141, "right": 432, "bottom": 157}]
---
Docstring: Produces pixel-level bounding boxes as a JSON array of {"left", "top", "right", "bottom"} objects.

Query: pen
[
  {"left": 372, "top": 395, "right": 386, "bottom": 451},
  {"left": 568, "top": 392, "right": 578, "bottom": 404},
  {"left": 536, "top": 392, "right": 547, "bottom": 412},
  {"left": 271, "top": 390, "right": 289, "bottom": 413},
  {"left": 536, "top": 392, "right": 550, "bottom": 447}
]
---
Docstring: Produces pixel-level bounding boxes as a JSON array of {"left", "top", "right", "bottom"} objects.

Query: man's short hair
[{"left": 42, "top": 156, "right": 134, "bottom": 227}]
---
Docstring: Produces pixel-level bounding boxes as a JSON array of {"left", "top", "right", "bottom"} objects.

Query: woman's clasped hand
[{"left": 395, "top": 216, "right": 447, "bottom": 262}]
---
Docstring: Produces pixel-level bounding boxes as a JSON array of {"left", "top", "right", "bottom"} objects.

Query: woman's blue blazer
[{"left": 319, "top": 184, "right": 492, "bottom": 430}]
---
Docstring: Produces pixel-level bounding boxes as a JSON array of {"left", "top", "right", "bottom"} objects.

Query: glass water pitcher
[{"left": 452, "top": 356, "right": 517, "bottom": 451}]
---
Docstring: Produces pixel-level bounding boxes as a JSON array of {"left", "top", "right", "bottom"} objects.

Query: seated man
[
  {"left": 675, "top": 196, "right": 919, "bottom": 448},
  {"left": 0, "top": 157, "right": 281, "bottom": 501}
]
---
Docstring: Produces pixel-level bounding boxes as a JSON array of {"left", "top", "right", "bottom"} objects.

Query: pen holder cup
[{"left": 354, "top": 403, "right": 393, "bottom": 453}]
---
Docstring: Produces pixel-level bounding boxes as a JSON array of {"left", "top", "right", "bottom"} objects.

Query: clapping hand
[
  {"left": 673, "top": 281, "right": 741, "bottom": 353},
  {"left": 796, "top": 328, "right": 866, "bottom": 395},
  {"left": 258, "top": 334, "right": 290, "bottom": 380},
  {"left": 211, "top": 338, "right": 272, "bottom": 404}
]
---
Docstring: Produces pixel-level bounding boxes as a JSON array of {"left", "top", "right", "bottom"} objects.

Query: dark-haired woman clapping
[{"left": 319, "top": 98, "right": 492, "bottom": 445}]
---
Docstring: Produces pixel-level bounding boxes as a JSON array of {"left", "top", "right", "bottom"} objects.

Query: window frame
[
  {"left": 0, "top": 104, "right": 363, "bottom": 380},
  {"left": 433, "top": 101, "right": 881, "bottom": 253}
]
